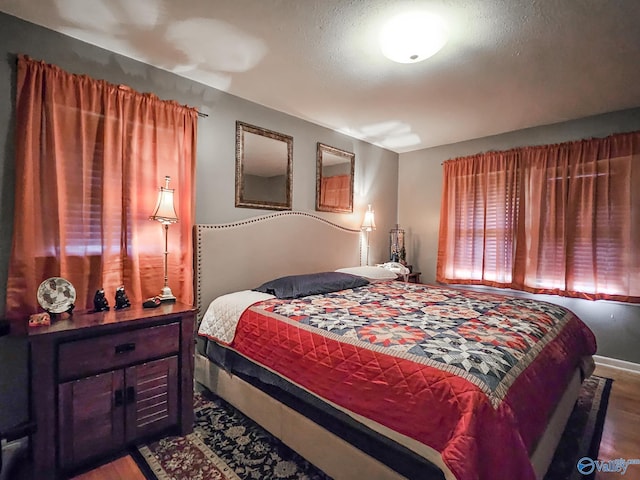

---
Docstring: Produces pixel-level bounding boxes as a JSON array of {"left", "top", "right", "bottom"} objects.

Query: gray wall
[
  {"left": 243, "top": 174, "right": 288, "bottom": 203},
  {"left": 0, "top": 12, "right": 398, "bottom": 431},
  {"left": 399, "top": 108, "right": 640, "bottom": 364}
]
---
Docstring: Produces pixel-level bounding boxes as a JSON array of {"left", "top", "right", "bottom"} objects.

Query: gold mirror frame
[
  {"left": 235, "top": 121, "right": 293, "bottom": 211},
  {"left": 316, "top": 143, "right": 355, "bottom": 213}
]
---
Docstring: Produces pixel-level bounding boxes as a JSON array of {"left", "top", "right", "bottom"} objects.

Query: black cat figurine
[
  {"left": 114, "top": 286, "right": 131, "bottom": 310},
  {"left": 93, "top": 289, "right": 110, "bottom": 312}
]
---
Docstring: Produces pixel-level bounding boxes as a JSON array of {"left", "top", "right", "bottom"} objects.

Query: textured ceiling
[{"left": 1, "top": 0, "right": 640, "bottom": 153}]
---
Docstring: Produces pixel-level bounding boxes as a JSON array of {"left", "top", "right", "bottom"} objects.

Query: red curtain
[
  {"left": 437, "top": 131, "right": 640, "bottom": 303},
  {"left": 7, "top": 55, "right": 198, "bottom": 319},
  {"left": 320, "top": 175, "right": 350, "bottom": 208}
]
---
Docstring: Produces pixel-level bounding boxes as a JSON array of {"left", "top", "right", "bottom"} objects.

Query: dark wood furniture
[
  {"left": 398, "top": 265, "right": 421, "bottom": 283},
  {"left": 403, "top": 271, "right": 421, "bottom": 283},
  {"left": 28, "top": 302, "right": 195, "bottom": 479}
]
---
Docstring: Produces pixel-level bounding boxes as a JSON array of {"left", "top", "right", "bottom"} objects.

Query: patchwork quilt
[{"left": 199, "top": 281, "right": 597, "bottom": 480}]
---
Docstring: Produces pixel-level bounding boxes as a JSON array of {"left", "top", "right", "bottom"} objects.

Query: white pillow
[{"left": 335, "top": 266, "right": 398, "bottom": 281}]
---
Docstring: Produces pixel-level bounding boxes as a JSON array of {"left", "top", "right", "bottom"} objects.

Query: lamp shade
[
  {"left": 150, "top": 176, "right": 178, "bottom": 224},
  {"left": 361, "top": 204, "right": 376, "bottom": 231}
]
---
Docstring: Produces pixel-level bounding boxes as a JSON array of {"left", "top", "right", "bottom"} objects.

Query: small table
[
  {"left": 400, "top": 271, "right": 421, "bottom": 283},
  {"left": 396, "top": 265, "right": 421, "bottom": 283}
]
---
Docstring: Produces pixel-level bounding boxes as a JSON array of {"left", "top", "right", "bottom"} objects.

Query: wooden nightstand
[
  {"left": 28, "top": 302, "right": 196, "bottom": 478},
  {"left": 397, "top": 265, "right": 421, "bottom": 283},
  {"left": 403, "top": 271, "right": 422, "bottom": 283}
]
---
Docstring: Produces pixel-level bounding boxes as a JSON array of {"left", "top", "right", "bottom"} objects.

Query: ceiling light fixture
[{"left": 379, "top": 12, "right": 447, "bottom": 64}]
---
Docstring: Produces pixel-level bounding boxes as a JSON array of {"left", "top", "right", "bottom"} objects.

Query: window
[
  {"left": 437, "top": 132, "right": 640, "bottom": 303},
  {"left": 6, "top": 56, "right": 197, "bottom": 317}
]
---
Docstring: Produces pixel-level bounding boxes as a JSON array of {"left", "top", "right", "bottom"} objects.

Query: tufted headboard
[{"left": 194, "top": 211, "right": 362, "bottom": 323}]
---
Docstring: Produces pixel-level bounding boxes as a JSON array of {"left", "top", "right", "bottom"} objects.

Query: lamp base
[{"left": 157, "top": 286, "right": 176, "bottom": 303}]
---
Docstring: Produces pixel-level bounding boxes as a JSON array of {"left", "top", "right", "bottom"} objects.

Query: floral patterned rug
[
  {"left": 133, "top": 375, "right": 611, "bottom": 480},
  {"left": 134, "top": 389, "right": 330, "bottom": 480}
]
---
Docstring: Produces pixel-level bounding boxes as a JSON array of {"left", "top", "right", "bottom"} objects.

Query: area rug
[
  {"left": 133, "top": 375, "right": 612, "bottom": 480},
  {"left": 544, "top": 374, "right": 612, "bottom": 480}
]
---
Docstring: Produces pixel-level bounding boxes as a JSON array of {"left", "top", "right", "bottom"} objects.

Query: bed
[{"left": 193, "top": 212, "right": 597, "bottom": 480}]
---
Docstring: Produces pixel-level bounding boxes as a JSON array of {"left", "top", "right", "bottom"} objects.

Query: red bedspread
[{"left": 216, "top": 282, "right": 596, "bottom": 480}]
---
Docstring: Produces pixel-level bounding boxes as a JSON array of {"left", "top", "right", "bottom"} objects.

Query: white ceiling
[{"left": 2, "top": 0, "right": 640, "bottom": 153}]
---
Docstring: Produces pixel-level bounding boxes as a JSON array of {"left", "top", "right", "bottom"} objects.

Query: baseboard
[{"left": 594, "top": 355, "right": 640, "bottom": 374}]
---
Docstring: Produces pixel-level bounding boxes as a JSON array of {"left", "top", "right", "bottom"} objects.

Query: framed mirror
[
  {"left": 316, "top": 143, "right": 355, "bottom": 213},
  {"left": 236, "top": 121, "right": 293, "bottom": 210}
]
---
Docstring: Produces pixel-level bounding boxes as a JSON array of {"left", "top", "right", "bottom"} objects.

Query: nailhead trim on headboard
[{"left": 197, "top": 211, "right": 361, "bottom": 232}]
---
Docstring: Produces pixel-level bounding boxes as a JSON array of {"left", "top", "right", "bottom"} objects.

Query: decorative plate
[{"left": 37, "top": 277, "right": 76, "bottom": 314}]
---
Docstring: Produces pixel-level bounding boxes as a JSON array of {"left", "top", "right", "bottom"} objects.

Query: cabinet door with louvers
[
  {"left": 125, "top": 356, "right": 179, "bottom": 441},
  {"left": 58, "top": 370, "right": 125, "bottom": 469},
  {"left": 58, "top": 356, "right": 178, "bottom": 470}
]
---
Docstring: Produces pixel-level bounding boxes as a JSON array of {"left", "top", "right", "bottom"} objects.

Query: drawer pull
[
  {"left": 114, "top": 389, "right": 124, "bottom": 407},
  {"left": 114, "top": 343, "right": 136, "bottom": 354},
  {"left": 126, "top": 386, "right": 136, "bottom": 404}
]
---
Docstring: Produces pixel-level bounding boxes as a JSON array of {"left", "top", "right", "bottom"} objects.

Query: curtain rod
[{"left": 197, "top": 111, "right": 208, "bottom": 118}]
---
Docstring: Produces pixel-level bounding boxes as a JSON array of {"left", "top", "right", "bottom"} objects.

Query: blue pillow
[{"left": 254, "top": 272, "right": 369, "bottom": 299}]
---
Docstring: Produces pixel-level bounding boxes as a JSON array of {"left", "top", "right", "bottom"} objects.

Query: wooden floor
[
  {"left": 592, "top": 364, "right": 640, "bottom": 480},
  {"left": 15, "top": 364, "right": 640, "bottom": 480},
  {"left": 71, "top": 455, "right": 145, "bottom": 480}
]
